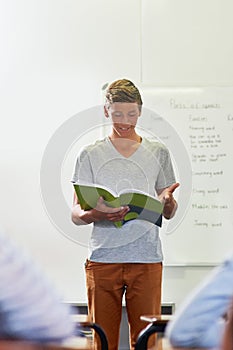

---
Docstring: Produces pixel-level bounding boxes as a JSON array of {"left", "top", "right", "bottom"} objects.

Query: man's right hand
[{"left": 92, "top": 197, "right": 129, "bottom": 223}]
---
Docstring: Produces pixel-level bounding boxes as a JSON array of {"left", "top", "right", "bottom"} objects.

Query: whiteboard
[{"left": 140, "top": 87, "right": 233, "bottom": 265}]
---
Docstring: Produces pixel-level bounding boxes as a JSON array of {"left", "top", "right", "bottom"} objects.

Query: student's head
[
  {"left": 221, "top": 299, "right": 233, "bottom": 350},
  {"left": 104, "top": 79, "right": 143, "bottom": 112},
  {"left": 104, "top": 79, "right": 143, "bottom": 139}
]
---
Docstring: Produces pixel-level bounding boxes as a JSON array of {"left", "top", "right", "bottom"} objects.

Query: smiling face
[{"left": 104, "top": 102, "right": 141, "bottom": 140}]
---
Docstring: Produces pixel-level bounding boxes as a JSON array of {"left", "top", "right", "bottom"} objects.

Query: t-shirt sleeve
[
  {"left": 71, "top": 147, "right": 94, "bottom": 184},
  {"left": 155, "top": 146, "right": 176, "bottom": 190}
]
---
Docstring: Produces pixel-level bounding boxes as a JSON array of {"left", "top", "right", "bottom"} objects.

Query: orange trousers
[{"left": 85, "top": 260, "right": 162, "bottom": 350}]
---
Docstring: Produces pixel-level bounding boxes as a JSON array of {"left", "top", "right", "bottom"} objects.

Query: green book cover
[{"left": 73, "top": 182, "right": 164, "bottom": 228}]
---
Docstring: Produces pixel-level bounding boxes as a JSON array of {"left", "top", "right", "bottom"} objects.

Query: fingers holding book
[{"left": 93, "top": 197, "right": 130, "bottom": 223}]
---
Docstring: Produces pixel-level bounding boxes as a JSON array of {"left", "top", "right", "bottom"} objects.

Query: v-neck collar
[{"left": 106, "top": 136, "right": 144, "bottom": 159}]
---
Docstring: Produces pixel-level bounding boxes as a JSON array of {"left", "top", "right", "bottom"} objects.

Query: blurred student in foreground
[
  {"left": 166, "top": 252, "right": 233, "bottom": 349},
  {"left": 0, "top": 229, "right": 75, "bottom": 342},
  {"left": 222, "top": 298, "right": 233, "bottom": 350}
]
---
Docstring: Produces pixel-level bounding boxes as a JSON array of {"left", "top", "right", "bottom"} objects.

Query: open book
[{"left": 73, "top": 182, "right": 163, "bottom": 228}]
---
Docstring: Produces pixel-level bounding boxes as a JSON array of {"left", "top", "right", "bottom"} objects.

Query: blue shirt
[
  {"left": 0, "top": 231, "right": 75, "bottom": 342},
  {"left": 166, "top": 252, "right": 233, "bottom": 348}
]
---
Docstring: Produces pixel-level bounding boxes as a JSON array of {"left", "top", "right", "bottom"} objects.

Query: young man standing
[{"left": 72, "top": 79, "right": 179, "bottom": 350}]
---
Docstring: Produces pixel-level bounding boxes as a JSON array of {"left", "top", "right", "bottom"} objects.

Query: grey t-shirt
[{"left": 72, "top": 136, "right": 176, "bottom": 263}]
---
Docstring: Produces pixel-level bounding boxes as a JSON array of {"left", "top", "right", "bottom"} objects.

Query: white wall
[{"left": 1, "top": 0, "right": 232, "bottom": 310}]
